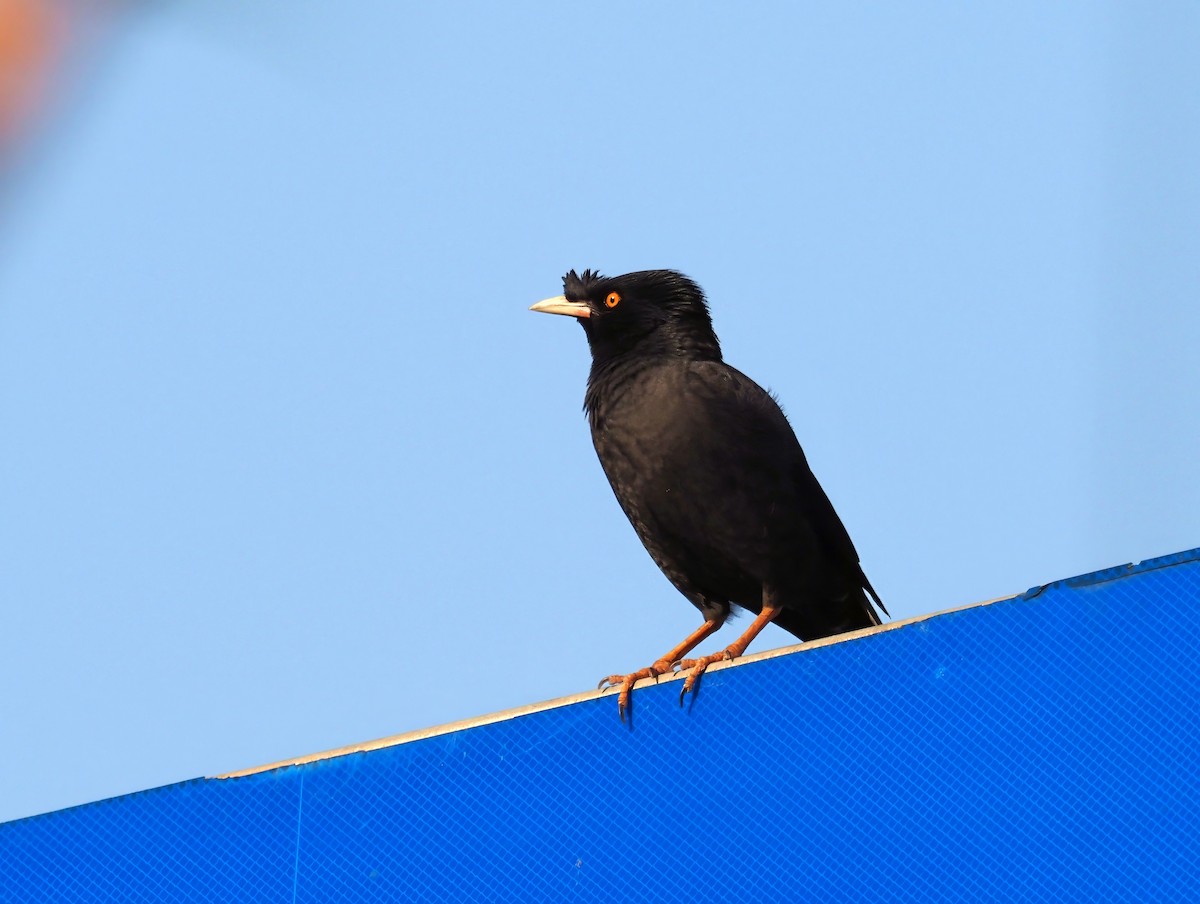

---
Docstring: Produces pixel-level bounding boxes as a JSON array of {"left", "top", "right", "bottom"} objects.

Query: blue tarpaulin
[{"left": 3, "top": 548, "right": 1199, "bottom": 901}]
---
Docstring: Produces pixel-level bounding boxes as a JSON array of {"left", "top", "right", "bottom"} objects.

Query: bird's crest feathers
[{"left": 563, "top": 269, "right": 604, "bottom": 300}]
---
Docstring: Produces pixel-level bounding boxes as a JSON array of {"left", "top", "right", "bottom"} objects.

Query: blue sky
[{"left": 1, "top": 2, "right": 1197, "bottom": 823}]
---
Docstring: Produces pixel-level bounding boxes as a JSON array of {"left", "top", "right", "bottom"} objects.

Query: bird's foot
[
  {"left": 674, "top": 650, "right": 735, "bottom": 705},
  {"left": 598, "top": 659, "right": 675, "bottom": 722}
]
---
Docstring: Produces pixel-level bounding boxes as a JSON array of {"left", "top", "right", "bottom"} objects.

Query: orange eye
[{"left": 605, "top": 292, "right": 621, "bottom": 308}]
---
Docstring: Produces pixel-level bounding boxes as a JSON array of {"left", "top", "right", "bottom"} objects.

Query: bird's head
[{"left": 530, "top": 269, "right": 721, "bottom": 365}]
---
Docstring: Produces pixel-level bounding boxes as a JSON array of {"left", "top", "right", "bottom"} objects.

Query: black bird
[{"left": 531, "top": 269, "right": 885, "bottom": 719}]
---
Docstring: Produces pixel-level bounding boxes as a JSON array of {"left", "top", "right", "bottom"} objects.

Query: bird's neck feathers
[
  {"left": 586, "top": 316, "right": 722, "bottom": 369},
  {"left": 583, "top": 318, "right": 722, "bottom": 418}
]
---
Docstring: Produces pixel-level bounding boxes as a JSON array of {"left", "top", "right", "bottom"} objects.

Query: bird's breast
[{"left": 591, "top": 361, "right": 809, "bottom": 541}]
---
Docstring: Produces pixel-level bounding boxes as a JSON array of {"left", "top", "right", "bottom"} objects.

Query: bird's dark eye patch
[{"left": 605, "top": 292, "right": 621, "bottom": 308}]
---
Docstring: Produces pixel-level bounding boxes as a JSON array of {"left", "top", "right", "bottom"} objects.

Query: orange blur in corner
[{"left": 0, "top": 0, "right": 64, "bottom": 153}]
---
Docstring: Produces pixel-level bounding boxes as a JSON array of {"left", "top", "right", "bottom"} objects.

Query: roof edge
[{"left": 217, "top": 591, "right": 1015, "bottom": 779}]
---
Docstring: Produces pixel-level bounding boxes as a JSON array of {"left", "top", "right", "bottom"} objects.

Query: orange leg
[
  {"left": 599, "top": 618, "right": 722, "bottom": 722},
  {"left": 676, "top": 604, "right": 783, "bottom": 705}
]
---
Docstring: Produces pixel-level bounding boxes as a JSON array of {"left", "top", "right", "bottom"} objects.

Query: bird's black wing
[
  {"left": 789, "top": 446, "right": 887, "bottom": 615},
  {"left": 694, "top": 362, "right": 887, "bottom": 627}
]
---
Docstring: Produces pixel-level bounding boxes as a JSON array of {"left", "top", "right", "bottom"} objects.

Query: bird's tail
[{"left": 862, "top": 573, "right": 888, "bottom": 618}]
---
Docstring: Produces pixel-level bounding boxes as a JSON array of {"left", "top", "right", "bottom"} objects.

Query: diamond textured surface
[{"left": 3, "top": 549, "right": 1199, "bottom": 902}]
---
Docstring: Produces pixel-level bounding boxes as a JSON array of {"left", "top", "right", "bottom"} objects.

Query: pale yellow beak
[{"left": 529, "top": 295, "right": 591, "bottom": 319}]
